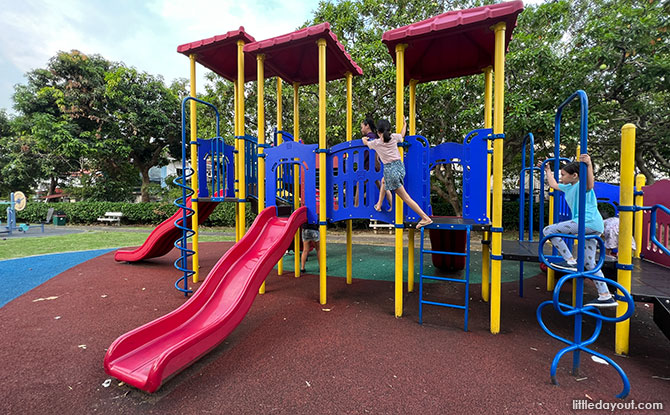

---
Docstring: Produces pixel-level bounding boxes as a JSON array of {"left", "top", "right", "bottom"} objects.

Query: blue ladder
[{"left": 419, "top": 222, "right": 472, "bottom": 331}]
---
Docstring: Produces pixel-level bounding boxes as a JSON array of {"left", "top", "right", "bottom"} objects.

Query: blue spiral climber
[
  {"left": 537, "top": 233, "right": 635, "bottom": 398},
  {"left": 173, "top": 97, "right": 222, "bottom": 296},
  {"left": 173, "top": 167, "right": 195, "bottom": 296}
]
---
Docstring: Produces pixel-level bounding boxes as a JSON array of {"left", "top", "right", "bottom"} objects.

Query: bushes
[
  {"left": 16, "top": 200, "right": 547, "bottom": 231},
  {"left": 16, "top": 201, "right": 248, "bottom": 226}
]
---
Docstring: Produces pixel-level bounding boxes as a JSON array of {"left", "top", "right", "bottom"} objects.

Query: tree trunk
[
  {"left": 635, "top": 151, "right": 655, "bottom": 185},
  {"left": 47, "top": 177, "right": 58, "bottom": 203},
  {"left": 432, "top": 164, "right": 462, "bottom": 216},
  {"left": 140, "top": 167, "right": 151, "bottom": 202}
]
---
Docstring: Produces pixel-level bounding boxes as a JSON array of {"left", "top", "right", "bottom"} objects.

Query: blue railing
[
  {"left": 649, "top": 204, "right": 670, "bottom": 256},
  {"left": 236, "top": 134, "right": 259, "bottom": 201}
]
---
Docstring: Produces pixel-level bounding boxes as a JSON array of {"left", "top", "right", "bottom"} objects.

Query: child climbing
[
  {"left": 540, "top": 154, "right": 615, "bottom": 308},
  {"left": 362, "top": 119, "right": 432, "bottom": 229},
  {"left": 360, "top": 117, "right": 392, "bottom": 211}
]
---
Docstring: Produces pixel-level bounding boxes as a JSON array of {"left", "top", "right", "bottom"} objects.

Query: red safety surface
[
  {"left": 113, "top": 198, "right": 219, "bottom": 262},
  {"left": 382, "top": 1, "right": 524, "bottom": 84},
  {"left": 1, "top": 240, "right": 669, "bottom": 413},
  {"left": 105, "top": 207, "right": 307, "bottom": 392}
]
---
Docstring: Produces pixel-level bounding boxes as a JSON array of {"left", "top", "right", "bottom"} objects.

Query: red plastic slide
[
  {"left": 114, "top": 198, "right": 220, "bottom": 262},
  {"left": 104, "top": 206, "right": 307, "bottom": 393}
]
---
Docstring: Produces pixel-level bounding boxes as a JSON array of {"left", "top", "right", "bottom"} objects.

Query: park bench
[
  {"left": 97, "top": 211, "right": 123, "bottom": 226},
  {"left": 369, "top": 219, "right": 393, "bottom": 234}
]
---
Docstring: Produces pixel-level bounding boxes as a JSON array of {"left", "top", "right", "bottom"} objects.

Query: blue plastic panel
[
  {"left": 594, "top": 181, "right": 620, "bottom": 215},
  {"left": 328, "top": 140, "right": 395, "bottom": 223},
  {"left": 196, "top": 138, "right": 235, "bottom": 199},
  {"left": 403, "top": 135, "right": 433, "bottom": 223},
  {"left": 264, "top": 141, "right": 318, "bottom": 224},
  {"left": 416, "top": 129, "right": 490, "bottom": 223}
]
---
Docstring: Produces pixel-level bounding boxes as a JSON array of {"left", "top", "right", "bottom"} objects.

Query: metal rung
[
  {"left": 421, "top": 275, "right": 467, "bottom": 284},
  {"left": 422, "top": 249, "right": 467, "bottom": 257},
  {"left": 421, "top": 300, "right": 466, "bottom": 310}
]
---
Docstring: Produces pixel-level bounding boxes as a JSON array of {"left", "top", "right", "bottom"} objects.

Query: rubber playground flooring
[
  {"left": 0, "top": 249, "right": 114, "bottom": 307},
  {"left": 1, "top": 242, "right": 668, "bottom": 414},
  {"left": 280, "top": 242, "right": 539, "bottom": 284}
]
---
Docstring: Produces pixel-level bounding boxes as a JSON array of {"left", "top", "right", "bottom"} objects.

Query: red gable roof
[
  {"left": 382, "top": 1, "right": 524, "bottom": 84},
  {"left": 177, "top": 27, "right": 271, "bottom": 82},
  {"left": 244, "top": 22, "right": 362, "bottom": 85}
]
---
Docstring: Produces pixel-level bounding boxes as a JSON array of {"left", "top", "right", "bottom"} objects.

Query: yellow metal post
[
  {"left": 482, "top": 66, "right": 493, "bottom": 302},
  {"left": 345, "top": 72, "right": 353, "bottom": 285},
  {"left": 294, "top": 82, "right": 301, "bottom": 278},
  {"left": 407, "top": 78, "right": 418, "bottom": 293},
  {"left": 277, "top": 78, "right": 284, "bottom": 276},
  {"left": 234, "top": 81, "right": 240, "bottom": 242},
  {"left": 634, "top": 174, "right": 645, "bottom": 258},
  {"left": 615, "top": 124, "right": 636, "bottom": 355},
  {"left": 490, "top": 22, "right": 506, "bottom": 334},
  {"left": 237, "top": 40, "right": 246, "bottom": 242},
  {"left": 189, "top": 55, "right": 201, "bottom": 284},
  {"left": 318, "top": 38, "right": 328, "bottom": 304},
  {"left": 257, "top": 54, "right": 267, "bottom": 295},
  {"left": 394, "top": 43, "right": 407, "bottom": 317}
]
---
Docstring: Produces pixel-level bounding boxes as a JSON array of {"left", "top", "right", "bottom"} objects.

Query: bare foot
[
  {"left": 374, "top": 204, "right": 382, "bottom": 212},
  {"left": 416, "top": 218, "right": 433, "bottom": 229}
]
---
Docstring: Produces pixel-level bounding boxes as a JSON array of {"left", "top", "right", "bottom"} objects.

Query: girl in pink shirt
[{"left": 363, "top": 119, "right": 432, "bottom": 229}]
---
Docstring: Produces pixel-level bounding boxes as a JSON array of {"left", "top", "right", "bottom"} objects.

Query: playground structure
[
  {"left": 103, "top": 0, "right": 669, "bottom": 399},
  {"left": 105, "top": 1, "right": 528, "bottom": 394}
]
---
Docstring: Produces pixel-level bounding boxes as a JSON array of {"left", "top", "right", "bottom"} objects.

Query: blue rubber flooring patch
[{"left": 0, "top": 249, "right": 114, "bottom": 308}]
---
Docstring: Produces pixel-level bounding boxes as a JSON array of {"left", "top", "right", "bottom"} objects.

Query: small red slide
[
  {"left": 104, "top": 206, "right": 307, "bottom": 393},
  {"left": 114, "top": 198, "right": 220, "bottom": 262}
]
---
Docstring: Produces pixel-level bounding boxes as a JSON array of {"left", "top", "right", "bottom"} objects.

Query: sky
[
  {"left": 0, "top": 0, "right": 546, "bottom": 113},
  {"left": 0, "top": 0, "right": 319, "bottom": 112}
]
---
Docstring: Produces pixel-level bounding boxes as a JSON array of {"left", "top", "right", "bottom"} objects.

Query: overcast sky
[
  {"left": 0, "top": 0, "right": 318, "bottom": 112},
  {"left": 0, "top": 0, "right": 545, "bottom": 113}
]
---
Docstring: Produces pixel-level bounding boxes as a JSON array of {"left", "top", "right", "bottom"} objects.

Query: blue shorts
[{"left": 383, "top": 160, "right": 405, "bottom": 191}]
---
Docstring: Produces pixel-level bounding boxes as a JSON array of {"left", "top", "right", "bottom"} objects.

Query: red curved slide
[
  {"left": 114, "top": 198, "right": 220, "bottom": 262},
  {"left": 104, "top": 206, "right": 307, "bottom": 393}
]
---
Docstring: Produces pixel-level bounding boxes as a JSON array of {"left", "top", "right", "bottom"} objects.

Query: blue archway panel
[
  {"left": 419, "top": 129, "right": 490, "bottom": 223},
  {"left": 264, "top": 141, "right": 318, "bottom": 224}
]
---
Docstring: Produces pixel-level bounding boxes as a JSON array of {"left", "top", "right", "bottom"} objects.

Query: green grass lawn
[{"left": 0, "top": 230, "right": 235, "bottom": 260}]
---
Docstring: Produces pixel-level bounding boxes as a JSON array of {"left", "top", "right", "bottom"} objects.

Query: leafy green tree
[
  {"left": 11, "top": 50, "right": 111, "bottom": 196},
  {"left": 566, "top": 0, "right": 670, "bottom": 183},
  {"left": 0, "top": 110, "right": 43, "bottom": 195},
  {"left": 103, "top": 66, "right": 183, "bottom": 202}
]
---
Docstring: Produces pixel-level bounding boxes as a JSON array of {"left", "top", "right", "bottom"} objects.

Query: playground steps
[{"left": 418, "top": 218, "right": 480, "bottom": 331}]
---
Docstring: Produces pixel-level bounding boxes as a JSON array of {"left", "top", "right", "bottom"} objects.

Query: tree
[
  {"left": 103, "top": 67, "right": 183, "bottom": 202},
  {"left": 0, "top": 110, "right": 43, "bottom": 195},
  {"left": 12, "top": 50, "right": 112, "bottom": 197},
  {"left": 566, "top": 0, "right": 670, "bottom": 183}
]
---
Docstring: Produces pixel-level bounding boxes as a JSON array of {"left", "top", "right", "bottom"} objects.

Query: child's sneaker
[
  {"left": 552, "top": 260, "right": 578, "bottom": 272},
  {"left": 585, "top": 297, "right": 618, "bottom": 308}
]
